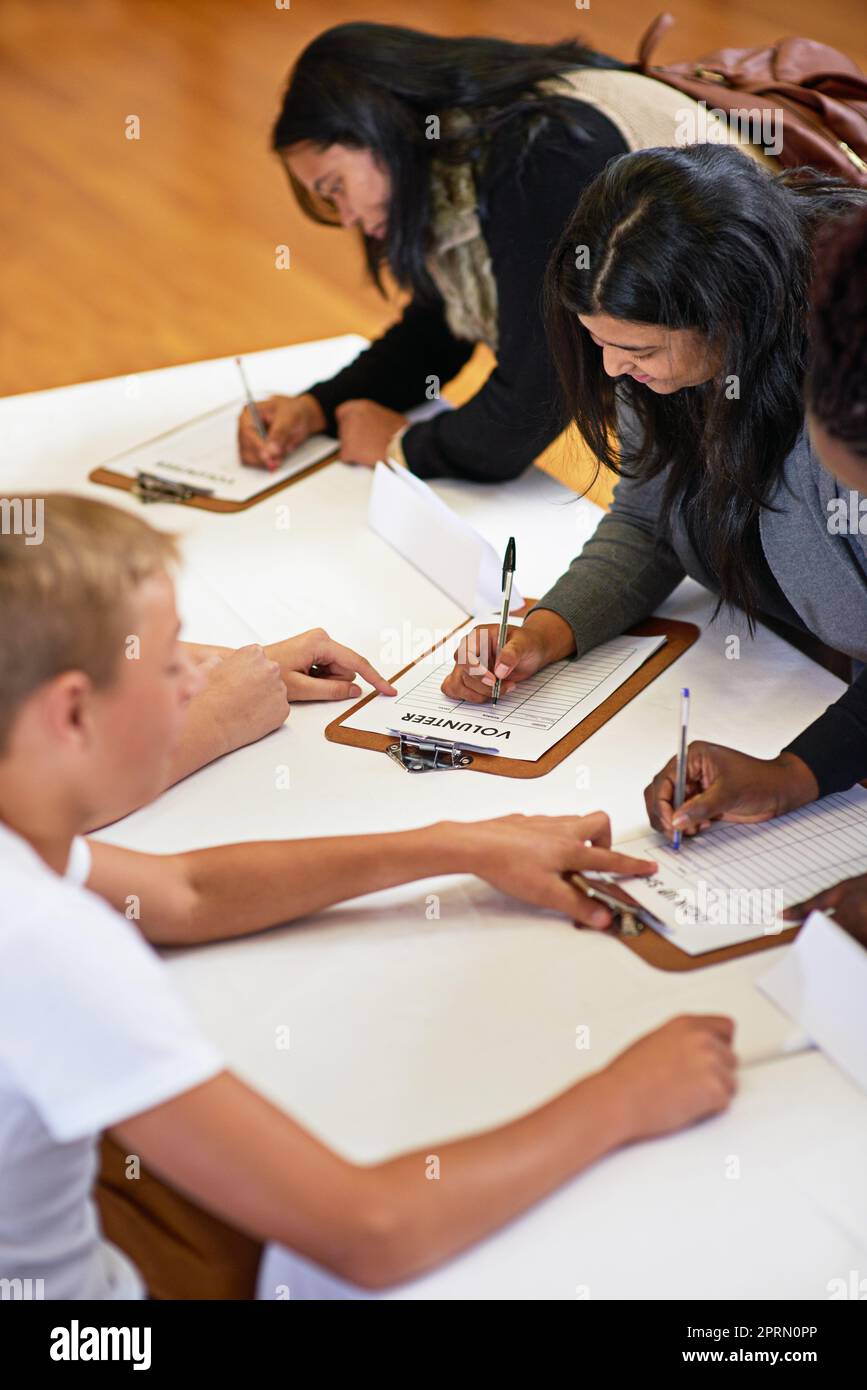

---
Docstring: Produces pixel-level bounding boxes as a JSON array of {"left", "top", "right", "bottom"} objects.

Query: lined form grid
[
  {"left": 652, "top": 791, "right": 867, "bottom": 906},
  {"left": 400, "top": 638, "right": 643, "bottom": 731}
]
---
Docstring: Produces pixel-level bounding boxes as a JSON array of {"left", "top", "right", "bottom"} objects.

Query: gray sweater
[{"left": 530, "top": 402, "right": 867, "bottom": 795}]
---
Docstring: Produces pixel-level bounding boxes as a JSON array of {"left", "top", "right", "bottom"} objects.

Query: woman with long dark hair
[
  {"left": 443, "top": 143, "right": 867, "bottom": 812},
  {"left": 642, "top": 203, "right": 867, "bottom": 872},
  {"left": 238, "top": 23, "right": 772, "bottom": 482}
]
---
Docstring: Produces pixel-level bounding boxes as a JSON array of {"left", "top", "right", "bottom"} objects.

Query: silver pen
[{"left": 235, "top": 356, "right": 267, "bottom": 440}]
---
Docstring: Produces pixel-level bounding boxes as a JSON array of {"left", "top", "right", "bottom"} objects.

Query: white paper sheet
[
  {"left": 97, "top": 398, "right": 337, "bottom": 503},
  {"left": 758, "top": 910, "right": 867, "bottom": 1093},
  {"left": 342, "top": 615, "right": 665, "bottom": 762},
  {"left": 368, "top": 461, "right": 525, "bottom": 616},
  {"left": 614, "top": 786, "right": 867, "bottom": 955}
]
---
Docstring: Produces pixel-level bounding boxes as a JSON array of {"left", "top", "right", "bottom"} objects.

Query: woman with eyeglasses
[{"left": 238, "top": 24, "right": 771, "bottom": 482}]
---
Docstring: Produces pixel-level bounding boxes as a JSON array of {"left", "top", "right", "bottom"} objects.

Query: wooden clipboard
[
  {"left": 616, "top": 918, "right": 800, "bottom": 972},
  {"left": 580, "top": 874, "right": 800, "bottom": 972},
  {"left": 88, "top": 396, "right": 342, "bottom": 511},
  {"left": 89, "top": 450, "right": 339, "bottom": 513},
  {"left": 327, "top": 612, "right": 798, "bottom": 970},
  {"left": 325, "top": 614, "right": 699, "bottom": 778}
]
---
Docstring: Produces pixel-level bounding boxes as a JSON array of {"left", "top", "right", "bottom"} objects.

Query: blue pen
[{"left": 672, "top": 687, "right": 690, "bottom": 851}]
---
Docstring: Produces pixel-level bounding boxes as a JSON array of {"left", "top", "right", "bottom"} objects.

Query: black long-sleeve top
[
  {"left": 786, "top": 671, "right": 867, "bottom": 795},
  {"left": 306, "top": 104, "right": 628, "bottom": 483}
]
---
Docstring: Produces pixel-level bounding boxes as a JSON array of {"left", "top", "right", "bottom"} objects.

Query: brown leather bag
[{"left": 633, "top": 12, "right": 867, "bottom": 185}]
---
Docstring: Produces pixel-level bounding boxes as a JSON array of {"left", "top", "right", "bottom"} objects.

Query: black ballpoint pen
[{"left": 491, "top": 536, "right": 516, "bottom": 705}]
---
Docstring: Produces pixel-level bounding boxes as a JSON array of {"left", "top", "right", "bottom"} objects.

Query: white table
[{"left": 4, "top": 337, "right": 866, "bottom": 1300}]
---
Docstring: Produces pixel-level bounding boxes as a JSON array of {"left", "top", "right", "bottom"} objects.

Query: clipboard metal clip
[
  {"left": 569, "top": 873, "right": 647, "bottom": 936},
  {"left": 132, "top": 471, "right": 215, "bottom": 505},
  {"left": 386, "top": 733, "right": 474, "bottom": 774}
]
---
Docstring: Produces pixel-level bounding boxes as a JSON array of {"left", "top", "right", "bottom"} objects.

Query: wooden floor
[{"left": 2, "top": 0, "right": 864, "bottom": 497}]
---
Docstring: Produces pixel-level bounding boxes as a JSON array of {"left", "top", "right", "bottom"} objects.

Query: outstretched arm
[
  {"left": 86, "top": 812, "right": 657, "bottom": 945},
  {"left": 86, "top": 631, "right": 397, "bottom": 830},
  {"left": 114, "top": 1014, "right": 735, "bottom": 1291}
]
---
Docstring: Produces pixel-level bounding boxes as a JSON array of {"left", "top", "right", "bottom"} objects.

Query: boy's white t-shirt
[{"left": 0, "top": 821, "right": 222, "bottom": 1300}]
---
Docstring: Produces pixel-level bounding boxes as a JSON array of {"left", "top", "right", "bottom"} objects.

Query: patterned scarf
[{"left": 425, "top": 119, "right": 499, "bottom": 353}]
